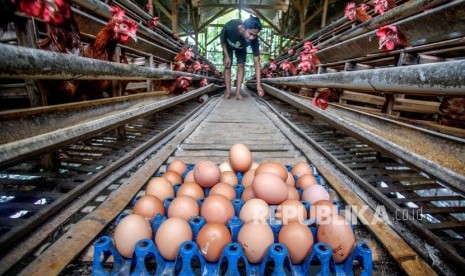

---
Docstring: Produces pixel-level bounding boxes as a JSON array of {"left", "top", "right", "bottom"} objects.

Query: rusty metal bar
[
  {"left": 261, "top": 60, "right": 465, "bottom": 95},
  {"left": 258, "top": 83, "right": 465, "bottom": 193},
  {"left": 0, "top": 44, "right": 219, "bottom": 81},
  {"left": 0, "top": 84, "right": 223, "bottom": 168}
]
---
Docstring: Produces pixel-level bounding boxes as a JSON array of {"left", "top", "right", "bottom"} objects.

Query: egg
[
  {"left": 287, "top": 186, "right": 300, "bottom": 200},
  {"left": 239, "top": 198, "right": 270, "bottom": 224},
  {"left": 200, "top": 194, "right": 235, "bottom": 224},
  {"left": 167, "top": 160, "right": 188, "bottom": 176},
  {"left": 219, "top": 161, "right": 234, "bottom": 173},
  {"left": 155, "top": 217, "right": 193, "bottom": 260},
  {"left": 241, "top": 169, "right": 256, "bottom": 188},
  {"left": 177, "top": 182, "right": 205, "bottom": 200},
  {"left": 183, "top": 170, "right": 195, "bottom": 183},
  {"left": 285, "top": 171, "right": 295, "bottom": 187},
  {"left": 162, "top": 171, "right": 183, "bottom": 186},
  {"left": 291, "top": 162, "right": 313, "bottom": 178},
  {"left": 296, "top": 174, "right": 318, "bottom": 190},
  {"left": 194, "top": 160, "right": 221, "bottom": 188},
  {"left": 275, "top": 199, "right": 307, "bottom": 224},
  {"left": 278, "top": 222, "right": 314, "bottom": 264},
  {"left": 209, "top": 182, "right": 236, "bottom": 200},
  {"left": 113, "top": 214, "right": 152, "bottom": 258},
  {"left": 241, "top": 186, "right": 255, "bottom": 201},
  {"left": 168, "top": 195, "right": 199, "bottom": 221},
  {"left": 145, "top": 177, "right": 175, "bottom": 201},
  {"left": 196, "top": 223, "right": 232, "bottom": 262},
  {"left": 255, "top": 162, "right": 288, "bottom": 181},
  {"left": 301, "top": 185, "right": 329, "bottom": 204},
  {"left": 229, "top": 143, "right": 253, "bottom": 172},
  {"left": 252, "top": 172, "right": 288, "bottom": 205},
  {"left": 237, "top": 221, "right": 274, "bottom": 263},
  {"left": 308, "top": 200, "right": 338, "bottom": 224},
  {"left": 220, "top": 171, "right": 238, "bottom": 186},
  {"left": 317, "top": 215, "right": 355, "bottom": 263},
  {"left": 133, "top": 195, "right": 165, "bottom": 220}
]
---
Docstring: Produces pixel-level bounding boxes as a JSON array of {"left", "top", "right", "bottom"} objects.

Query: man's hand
[
  {"left": 257, "top": 84, "right": 265, "bottom": 97},
  {"left": 224, "top": 56, "right": 231, "bottom": 69}
]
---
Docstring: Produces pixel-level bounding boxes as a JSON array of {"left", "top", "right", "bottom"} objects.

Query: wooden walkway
[{"left": 168, "top": 94, "right": 306, "bottom": 165}]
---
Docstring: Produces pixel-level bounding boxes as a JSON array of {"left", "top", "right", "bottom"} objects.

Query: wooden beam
[
  {"left": 321, "top": 0, "right": 329, "bottom": 28},
  {"left": 207, "top": 32, "right": 222, "bottom": 47},
  {"left": 198, "top": 7, "right": 231, "bottom": 32},
  {"left": 195, "top": 4, "right": 287, "bottom": 10},
  {"left": 289, "top": 0, "right": 303, "bottom": 14},
  {"left": 153, "top": 0, "right": 172, "bottom": 20}
]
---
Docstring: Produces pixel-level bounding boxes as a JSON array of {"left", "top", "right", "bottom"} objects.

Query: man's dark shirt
[{"left": 220, "top": 19, "right": 260, "bottom": 57}]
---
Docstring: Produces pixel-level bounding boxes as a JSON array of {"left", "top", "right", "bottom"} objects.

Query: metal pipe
[
  {"left": 262, "top": 60, "right": 465, "bottom": 95},
  {"left": 260, "top": 83, "right": 465, "bottom": 193},
  {"left": 0, "top": 44, "right": 220, "bottom": 81},
  {"left": 0, "top": 84, "right": 223, "bottom": 168}
]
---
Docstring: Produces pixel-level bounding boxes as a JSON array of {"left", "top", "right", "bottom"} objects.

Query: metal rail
[
  {"left": 261, "top": 60, "right": 465, "bottom": 95},
  {"left": 0, "top": 83, "right": 222, "bottom": 168},
  {"left": 0, "top": 44, "right": 220, "bottom": 82},
  {"left": 257, "top": 84, "right": 465, "bottom": 193}
]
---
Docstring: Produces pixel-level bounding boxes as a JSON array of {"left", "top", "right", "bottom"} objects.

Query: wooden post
[
  {"left": 321, "top": 0, "right": 329, "bottom": 28},
  {"left": 147, "top": 55, "right": 154, "bottom": 92}
]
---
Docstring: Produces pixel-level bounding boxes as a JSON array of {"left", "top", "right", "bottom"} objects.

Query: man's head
[{"left": 243, "top": 15, "right": 262, "bottom": 42}]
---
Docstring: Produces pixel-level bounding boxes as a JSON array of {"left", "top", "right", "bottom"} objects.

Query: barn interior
[{"left": 0, "top": 0, "right": 464, "bottom": 275}]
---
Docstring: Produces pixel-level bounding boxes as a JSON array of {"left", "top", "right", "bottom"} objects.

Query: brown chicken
[
  {"left": 74, "top": 6, "right": 137, "bottom": 100},
  {"left": 344, "top": 2, "right": 372, "bottom": 23},
  {"left": 312, "top": 88, "right": 342, "bottom": 110},
  {"left": 438, "top": 97, "right": 465, "bottom": 129}
]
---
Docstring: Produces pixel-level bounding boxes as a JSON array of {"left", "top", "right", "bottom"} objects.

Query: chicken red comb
[
  {"left": 125, "top": 19, "right": 138, "bottom": 32},
  {"left": 109, "top": 6, "right": 125, "bottom": 22}
]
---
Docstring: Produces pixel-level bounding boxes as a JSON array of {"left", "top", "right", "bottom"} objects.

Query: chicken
[
  {"left": 376, "top": 25, "right": 407, "bottom": 51},
  {"left": 74, "top": 6, "right": 137, "bottom": 100},
  {"left": 344, "top": 2, "right": 372, "bottom": 23},
  {"left": 193, "top": 78, "right": 208, "bottom": 88},
  {"left": 173, "top": 46, "right": 194, "bottom": 71},
  {"left": 186, "top": 60, "right": 202, "bottom": 74},
  {"left": 372, "top": 0, "right": 396, "bottom": 15},
  {"left": 163, "top": 76, "right": 192, "bottom": 94},
  {"left": 312, "top": 88, "right": 342, "bottom": 109},
  {"left": 35, "top": 0, "right": 82, "bottom": 103},
  {"left": 438, "top": 97, "right": 465, "bottom": 129},
  {"left": 279, "top": 59, "right": 297, "bottom": 77},
  {"left": 147, "top": 16, "right": 159, "bottom": 29}
]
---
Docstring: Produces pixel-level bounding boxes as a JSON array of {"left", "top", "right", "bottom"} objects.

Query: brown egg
[
  {"left": 241, "top": 186, "right": 256, "bottom": 201},
  {"left": 219, "top": 161, "right": 234, "bottom": 173},
  {"left": 133, "top": 195, "right": 165, "bottom": 220},
  {"left": 241, "top": 169, "right": 256, "bottom": 188},
  {"left": 252, "top": 172, "right": 288, "bottom": 205},
  {"left": 209, "top": 182, "right": 236, "bottom": 200},
  {"left": 167, "top": 160, "right": 188, "bottom": 176},
  {"left": 183, "top": 170, "right": 195, "bottom": 183},
  {"left": 146, "top": 177, "right": 175, "bottom": 201},
  {"left": 275, "top": 199, "right": 307, "bottom": 224},
  {"left": 317, "top": 215, "right": 355, "bottom": 263},
  {"left": 229, "top": 143, "right": 253, "bottom": 172},
  {"left": 162, "top": 171, "right": 183, "bottom": 186},
  {"left": 285, "top": 171, "right": 295, "bottom": 187},
  {"left": 114, "top": 214, "right": 152, "bottom": 258},
  {"left": 168, "top": 195, "right": 199, "bottom": 221},
  {"left": 194, "top": 160, "right": 221, "bottom": 188},
  {"left": 155, "top": 217, "right": 193, "bottom": 260},
  {"left": 291, "top": 162, "right": 313, "bottom": 178},
  {"left": 301, "top": 185, "right": 329, "bottom": 204},
  {"left": 177, "top": 182, "right": 205, "bottom": 200},
  {"left": 296, "top": 174, "right": 318, "bottom": 190},
  {"left": 220, "top": 171, "right": 239, "bottom": 186},
  {"left": 278, "top": 222, "right": 314, "bottom": 264},
  {"left": 239, "top": 198, "right": 270, "bottom": 224},
  {"left": 201, "top": 194, "right": 235, "bottom": 224},
  {"left": 196, "top": 223, "right": 232, "bottom": 262},
  {"left": 255, "top": 162, "right": 288, "bottom": 181},
  {"left": 238, "top": 221, "right": 274, "bottom": 263},
  {"left": 287, "top": 186, "right": 300, "bottom": 200},
  {"left": 308, "top": 200, "right": 338, "bottom": 224}
]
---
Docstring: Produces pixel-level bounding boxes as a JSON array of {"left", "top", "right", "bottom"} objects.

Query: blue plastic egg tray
[{"left": 92, "top": 164, "right": 372, "bottom": 275}]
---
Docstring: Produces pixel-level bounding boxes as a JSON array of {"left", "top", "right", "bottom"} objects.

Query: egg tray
[{"left": 91, "top": 164, "right": 372, "bottom": 275}]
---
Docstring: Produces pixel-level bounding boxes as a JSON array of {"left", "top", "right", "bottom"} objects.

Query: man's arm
[{"left": 254, "top": 56, "right": 264, "bottom": 96}]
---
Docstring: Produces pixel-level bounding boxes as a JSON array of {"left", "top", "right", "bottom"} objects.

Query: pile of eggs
[{"left": 112, "top": 143, "right": 356, "bottom": 266}]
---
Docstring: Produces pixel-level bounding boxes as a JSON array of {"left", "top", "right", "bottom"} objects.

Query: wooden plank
[
  {"left": 392, "top": 195, "right": 464, "bottom": 204},
  {"left": 173, "top": 150, "right": 299, "bottom": 158},
  {"left": 426, "top": 221, "right": 465, "bottom": 230},
  {"left": 181, "top": 144, "right": 292, "bottom": 151},
  {"left": 167, "top": 156, "right": 307, "bottom": 165},
  {"left": 340, "top": 91, "right": 386, "bottom": 106}
]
